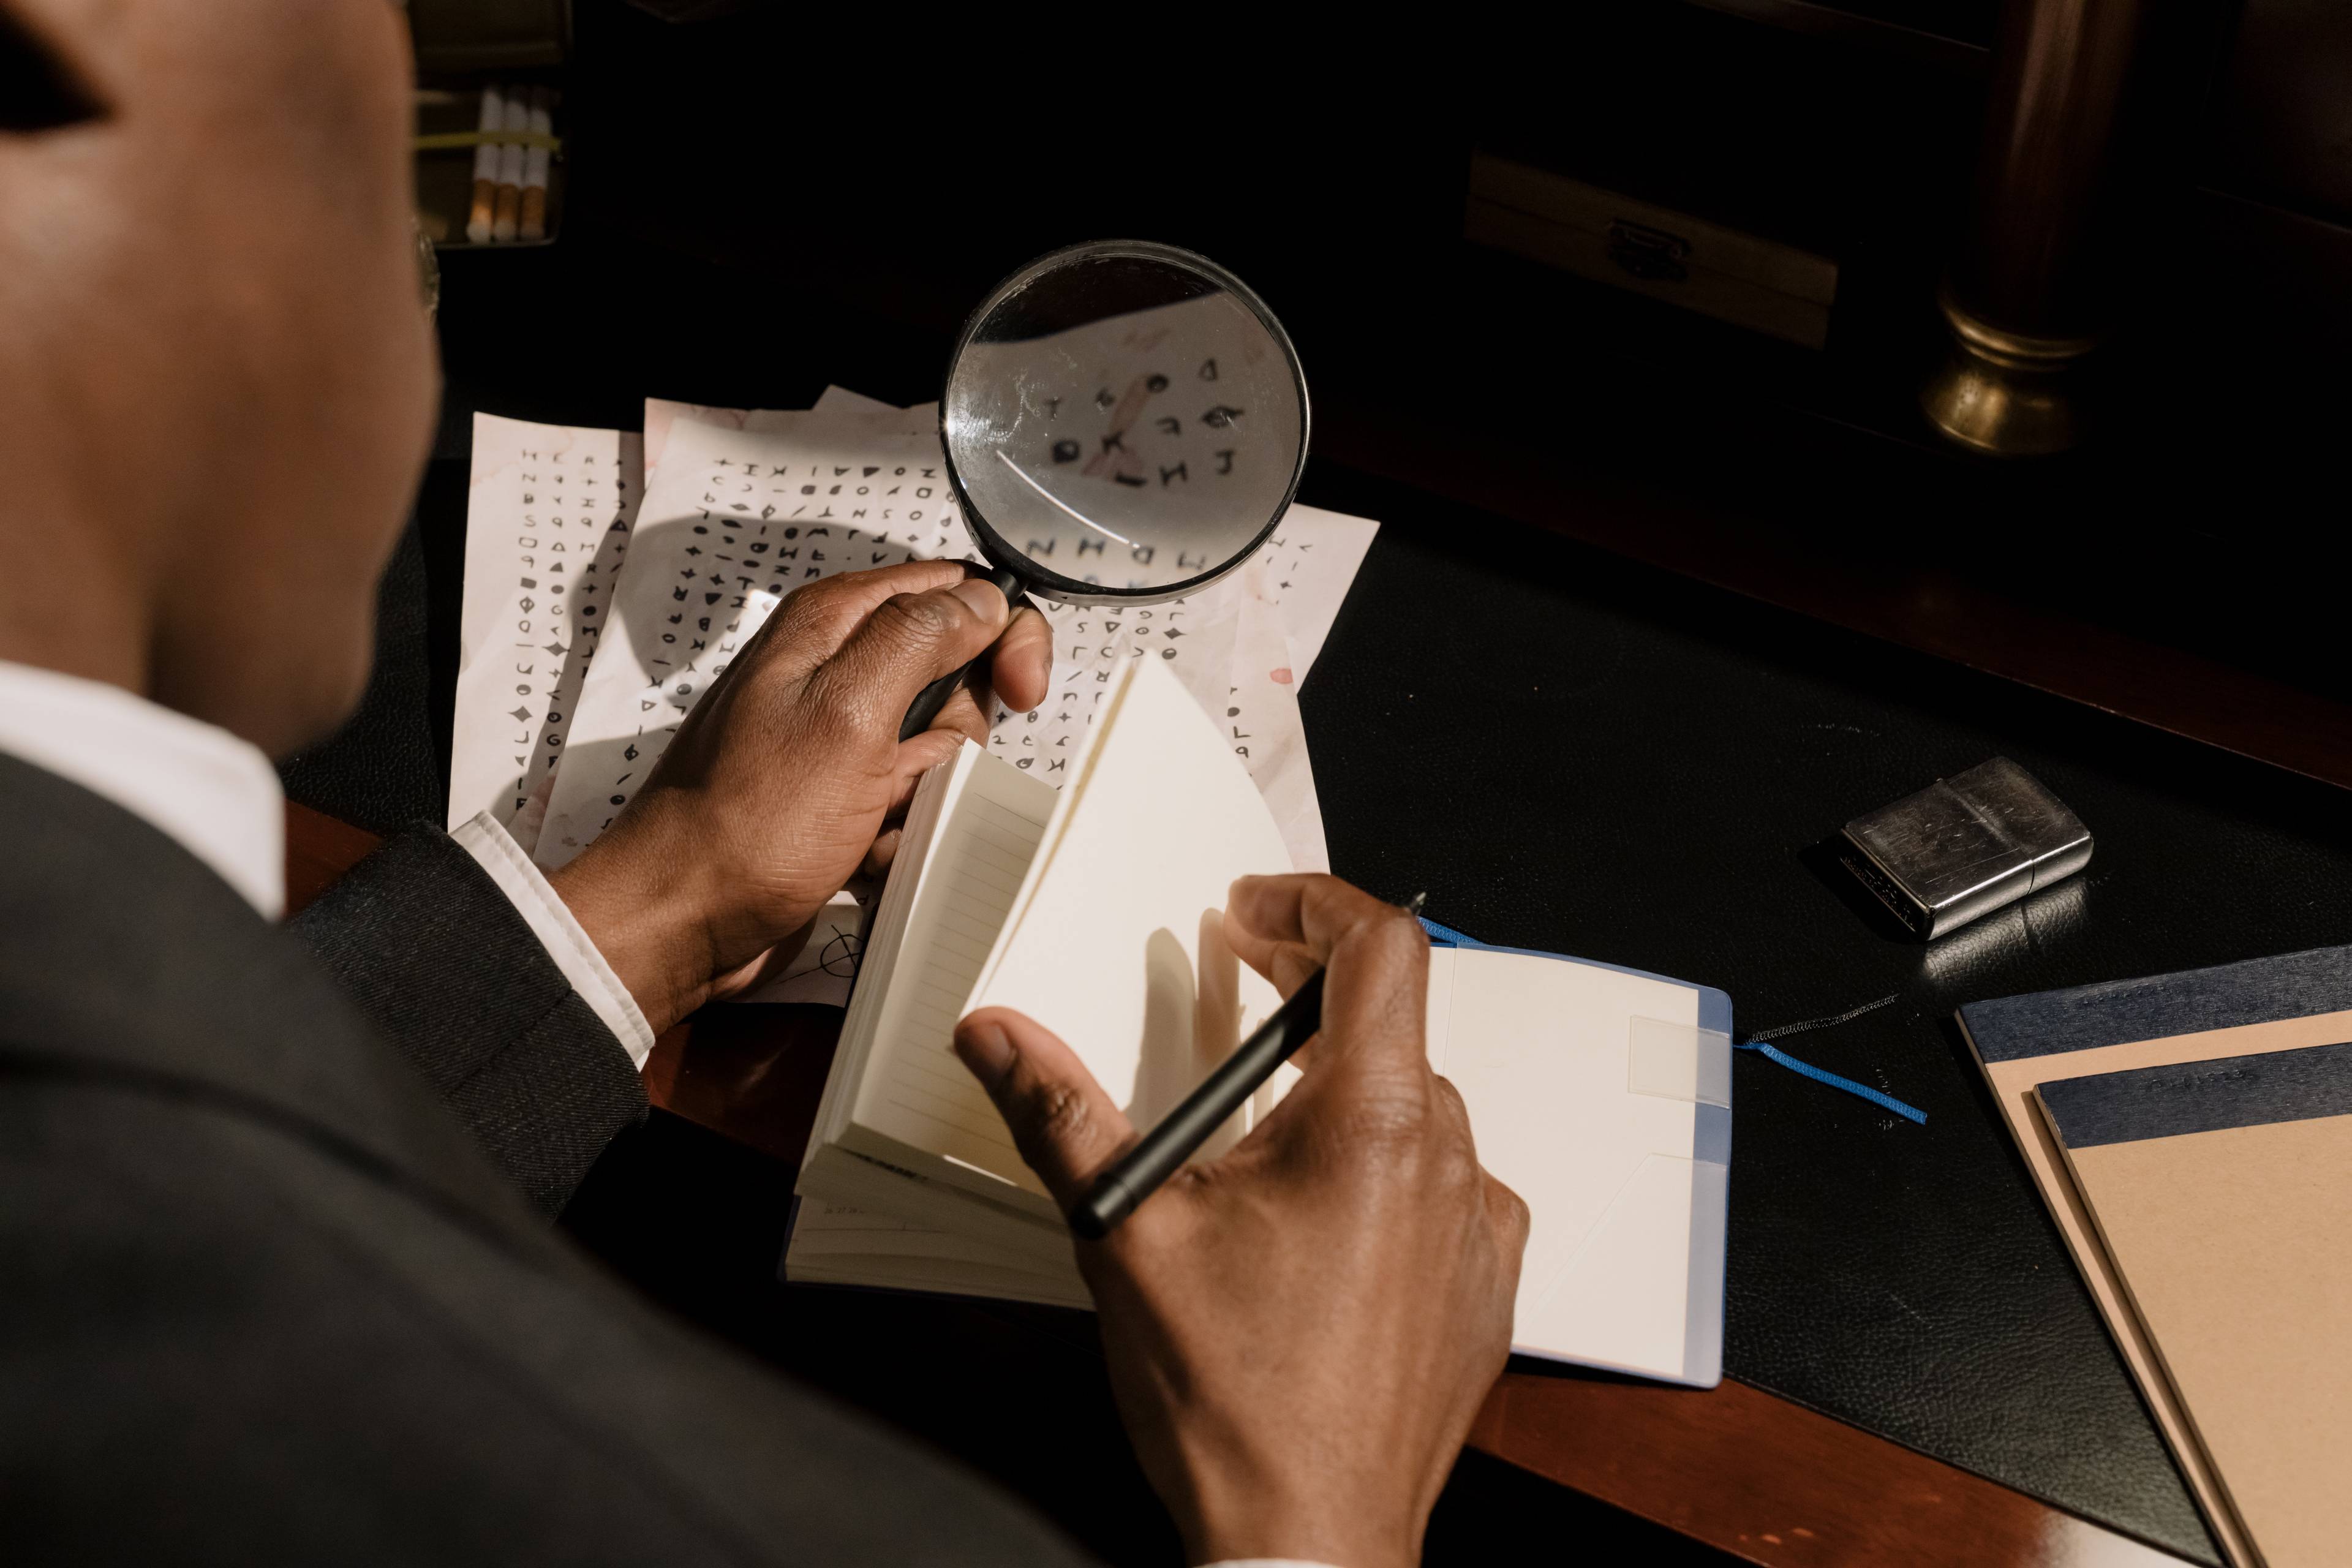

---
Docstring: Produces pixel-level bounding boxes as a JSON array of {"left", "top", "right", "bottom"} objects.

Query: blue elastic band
[
  {"left": 1735, "top": 1041, "right": 1927, "bottom": 1125},
  {"left": 1418, "top": 916, "right": 1481, "bottom": 948},
  {"left": 1420, "top": 915, "right": 1926, "bottom": 1124}
]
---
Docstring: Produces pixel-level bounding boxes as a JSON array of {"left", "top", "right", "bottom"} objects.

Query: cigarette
[
  {"left": 519, "top": 87, "right": 557, "bottom": 241},
  {"left": 466, "top": 85, "right": 501, "bottom": 244},
  {"left": 491, "top": 87, "right": 527, "bottom": 243}
]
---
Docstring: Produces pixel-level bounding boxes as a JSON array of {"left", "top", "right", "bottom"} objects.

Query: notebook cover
[
  {"left": 1957, "top": 944, "right": 2352, "bottom": 1568},
  {"left": 2034, "top": 1044, "right": 2352, "bottom": 1568},
  {"left": 1425, "top": 918, "right": 1731, "bottom": 1389}
]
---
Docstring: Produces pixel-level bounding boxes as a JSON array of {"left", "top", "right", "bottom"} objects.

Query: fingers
[
  {"left": 757, "top": 560, "right": 976, "bottom": 685},
  {"left": 954, "top": 1006, "right": 1137, "bottom": 1212},
  {"left": 1227, "top": 873, "right": 1412, "bottom": 961},
  {"left": 890, "top": 725, "right": 966, "bottom": 802},
  {"left": 1226, "top": 875, "right": 1430, "bottom": 1082},
  {"left": 1222, "top": 924, "right": 1321, "bottom": 998},
  {"left": 1431, "top": 1076, "right": 1529, "bottom": 1269},
  {"left": 928, "top": 673, "right": 997, "bottom": 749},
  {"left": 1487, "top": 1170, "right": 1532, "bottom": 1265},
  {"left": 988, "top": 605, "right": 1053, "bottom": 714},
  {"left": 801, "top": 577, "right": 1011, "bottom": 740}
]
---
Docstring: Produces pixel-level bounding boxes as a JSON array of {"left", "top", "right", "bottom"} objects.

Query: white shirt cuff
[{"left": 451, "top": 810, "right": 658, "bottom": 1070}]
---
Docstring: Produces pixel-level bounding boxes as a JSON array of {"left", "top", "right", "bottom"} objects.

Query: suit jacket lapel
[{"left": 0, "top": 752, "right": 554, "bottom": 1251}]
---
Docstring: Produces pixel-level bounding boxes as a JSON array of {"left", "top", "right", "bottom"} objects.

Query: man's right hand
[{"left": 954, "top": 874, "right": 1529, "bottom": 1568}]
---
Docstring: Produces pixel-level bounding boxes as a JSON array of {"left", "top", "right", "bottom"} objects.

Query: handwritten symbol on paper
[{"left": 817, "top": 930, "right": 862, "bottom": 978}]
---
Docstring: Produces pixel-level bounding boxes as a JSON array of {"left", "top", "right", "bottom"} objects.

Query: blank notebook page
[
  {"left": 973, "top": 657, "right": 1291, "bottom": 1138},
  {"left": 855, "top": 756, "right": 1057, "bottom": 1193}
]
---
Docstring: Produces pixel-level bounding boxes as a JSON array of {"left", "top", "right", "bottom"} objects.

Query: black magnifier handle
[{"left": 897, "top": 563, "right": 1028, "bottom": 742}]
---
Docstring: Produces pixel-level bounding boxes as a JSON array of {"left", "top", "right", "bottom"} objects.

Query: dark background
[
  {"left": 284, "top": 4, "right": 2352, "bottom": 1563},
  {"left": 406, "top": 0, "right": 2352, "bottom": 727}
]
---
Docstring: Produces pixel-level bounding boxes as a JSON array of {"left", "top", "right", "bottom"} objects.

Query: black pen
[{"left": 1068, "top": 891, "right": 1429, "bottom": 1240}]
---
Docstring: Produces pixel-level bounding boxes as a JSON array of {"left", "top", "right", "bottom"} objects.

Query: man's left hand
[{"left": 546, "top": 560, "right": 1050, "bottom": 1035}]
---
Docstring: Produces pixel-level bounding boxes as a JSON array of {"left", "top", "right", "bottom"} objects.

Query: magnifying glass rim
[{"left": 937, "top": 238, "right": 1311, "bottom": 606}]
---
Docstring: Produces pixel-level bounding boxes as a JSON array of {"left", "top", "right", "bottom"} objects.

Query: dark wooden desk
[{"left": 287, "top": 799, "right": 2183, "bottom": 1568}]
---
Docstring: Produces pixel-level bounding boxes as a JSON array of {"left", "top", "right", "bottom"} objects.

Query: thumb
[
  {"left": 804, "top": 578, "right": 1010, "bottom": 734},
  {"left": 954, "top": 1006, "right": 1136, "bottom": 1212}
]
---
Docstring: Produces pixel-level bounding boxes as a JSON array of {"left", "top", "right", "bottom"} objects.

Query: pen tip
[{"left": 1404, "top": 891, "right": 1428, "bottom": 916}]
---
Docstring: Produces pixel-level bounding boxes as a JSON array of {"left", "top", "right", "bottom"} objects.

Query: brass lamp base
[{"left": 1920, "top": 293, "right": 2097, "bottom": 457}]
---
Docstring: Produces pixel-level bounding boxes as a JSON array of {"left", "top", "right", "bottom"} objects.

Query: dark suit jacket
[{"left": 0, "top": 753, "right": 1094, "bottom": 1566}]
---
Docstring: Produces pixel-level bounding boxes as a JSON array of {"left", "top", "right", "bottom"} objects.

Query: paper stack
[{"left": 450, "top": 388, "right": 1379, "bottom": 1005}]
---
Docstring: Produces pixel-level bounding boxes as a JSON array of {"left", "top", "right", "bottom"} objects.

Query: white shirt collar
[{"left": 0, "top": 660, "right": 285, "bottom": 918}]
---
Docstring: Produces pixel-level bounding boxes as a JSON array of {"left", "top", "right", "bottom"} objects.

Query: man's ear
[{"left": 1, "top": 4, "right": 107, "bottom": 131}]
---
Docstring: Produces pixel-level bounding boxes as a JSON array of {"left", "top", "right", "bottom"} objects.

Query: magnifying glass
[{"left": 899, "top": 239, "right": 1310, "bottom": 739}]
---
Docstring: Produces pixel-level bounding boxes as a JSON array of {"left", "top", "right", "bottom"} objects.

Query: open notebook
[{"left": 790, "top": 655, "right": 1732, "bottom": 1387}]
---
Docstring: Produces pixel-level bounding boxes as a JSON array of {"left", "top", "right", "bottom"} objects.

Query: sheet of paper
[
  {"left": 451, "top": 415, "right": 643, "bottom": 853},
  {"left": 505, "top": 392, "right": 1359, "bottom": 997},
  {"left": 684, "top": 389, "right": 908, "bottom": 1005},
  {"left": 815, "top": 386, "right": 1371, "bottom": 676},
  {"left": 854, "top": 753, "right": 1061, "bottom": 1193},
  {"left": 812, "top": 385, "right": 898, "bottom": 416},
  {"left": 1240, "top": 504, "right": 1379, "bottom": 680},
  {"left": 537, "top": 398, "right": 1272, "bottom": 858},
  {"left": 534, "top": 404, "right": 981, "bottom": 869},
  {"left": 644, "top": 386, "right": 899, "bottom": 490},
  {"left": 1017, "top": 560, "right": 1325, "bottom": 872}
]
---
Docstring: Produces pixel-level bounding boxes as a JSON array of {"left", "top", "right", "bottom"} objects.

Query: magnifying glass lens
[{"left": 941, "top": 246, "right": 1308, "bottom": 600}]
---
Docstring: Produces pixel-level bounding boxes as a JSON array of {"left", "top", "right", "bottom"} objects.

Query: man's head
[{"left": 0, "top": 1, "right": 434, "bottom": 756}]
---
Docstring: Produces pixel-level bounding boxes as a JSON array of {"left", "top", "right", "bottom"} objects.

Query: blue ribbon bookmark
[
  {"left": 1417, "top": 917, "right": 1926, "bottom": 1125},
  {"left": 1737, "top": 992, "right": 1924, "bottom": 1123},
  {"left": 1734, "top": 1039, "right": 1927, "bottom": 1125}
]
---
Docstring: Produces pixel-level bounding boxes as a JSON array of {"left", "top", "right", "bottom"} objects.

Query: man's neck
[{"left": 0, "top": 518, "right": 154, "bottom": 699}]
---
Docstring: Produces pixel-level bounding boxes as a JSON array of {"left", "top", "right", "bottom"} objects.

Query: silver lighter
[{"left": 1838, "top": 758, "right": 2092, "bottom": 940}]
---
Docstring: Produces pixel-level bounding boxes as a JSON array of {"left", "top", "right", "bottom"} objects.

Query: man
[{"left": 0, "top": 6, "right": 1528, "bottom": 1566}]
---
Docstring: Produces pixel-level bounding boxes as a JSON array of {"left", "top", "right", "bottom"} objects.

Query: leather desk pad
[
  {"left": 1294, "top": 465, "right": 2352, "bottom": 1565},
  {"left": 334, "top": 433, "right": 2348, "bottom": 1562}
]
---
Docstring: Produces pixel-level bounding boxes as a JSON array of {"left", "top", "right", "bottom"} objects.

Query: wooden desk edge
[{"left": 283, "top": 801, "right": 2196, "bottom": 1568}]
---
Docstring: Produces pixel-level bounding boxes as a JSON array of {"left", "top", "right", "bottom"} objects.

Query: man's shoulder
[{"left": 0, "top": 1074, "right": 1094, "bottom": 1568}]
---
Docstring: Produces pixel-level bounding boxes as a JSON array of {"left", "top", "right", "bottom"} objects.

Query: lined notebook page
[{"left": 855, "top": 757, "right": 1057, "bottom": 1194}]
